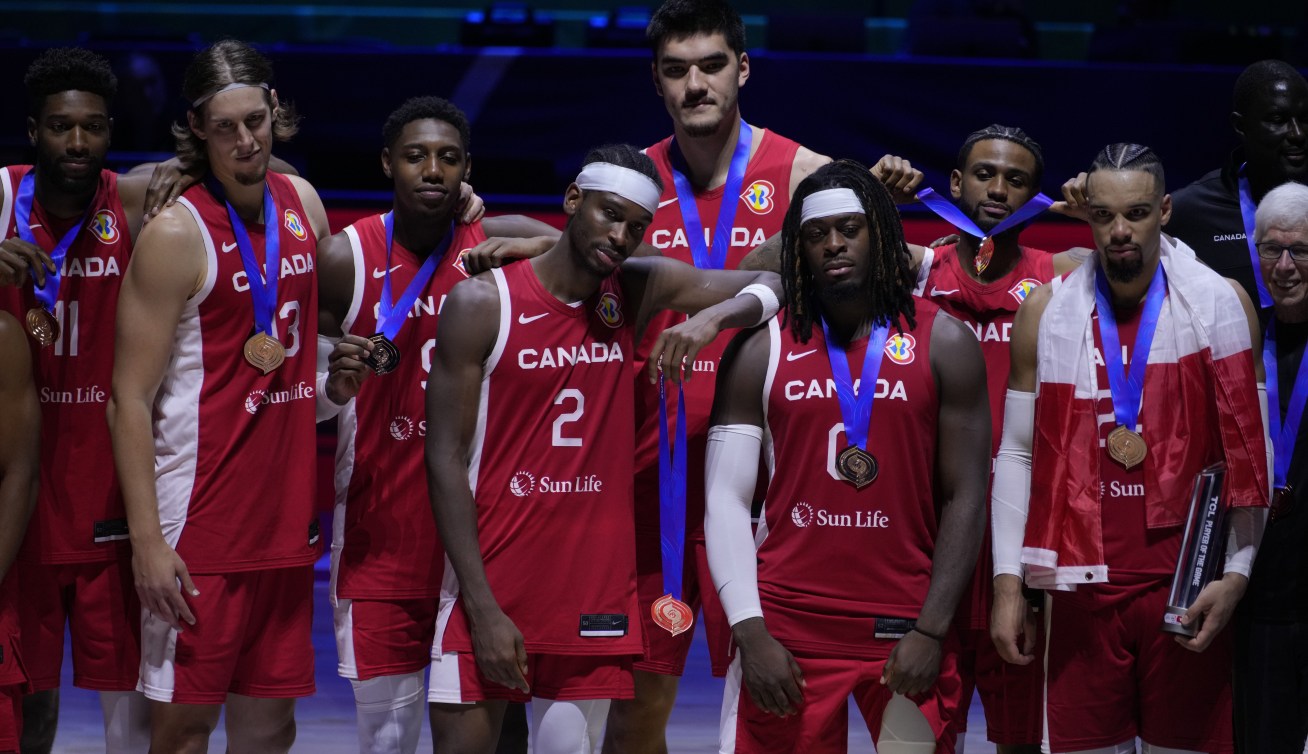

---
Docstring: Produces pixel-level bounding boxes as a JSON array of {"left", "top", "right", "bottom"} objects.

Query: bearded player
[
  {"left": 425, "top": 143, "right": 784, "bottom": 754},
  {"left": 108, "top": 40, "right": 329, "bottom": 752}
]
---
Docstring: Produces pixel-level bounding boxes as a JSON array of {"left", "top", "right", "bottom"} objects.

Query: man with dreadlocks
[
  {"left": 706, "top": 159, "right": 990, "bottom": 753},
  {"left": 994, "top": 144, "right": 1267, "bottom": 754}
]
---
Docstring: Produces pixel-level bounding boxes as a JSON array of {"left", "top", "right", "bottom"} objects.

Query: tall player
[
  {"left": 425, "top": 144, "right": 784, "bottom": 754},
  {"left": 318, "top": 95, "right": 557, "bottom": 754},
  {"left": 992, "top": 144, "right": 1267, "bottom": 753},
  {"left": 0, "top": 47, "right": 211, "bottom": 754},
  {"left": 0, "top": 311, "right": 39, "bottom": 754},
  {"left": 611, "top": 3, "right": 831, "bottom": 748},
  {"left": 107, "top": 40, "right": 328, "bottom": 752},
  {"left": 904, "top": 125, "right": 1084, "bottom": 754},
  {"left": 707, "top": 160, "right": 988, "bottom": 753}
]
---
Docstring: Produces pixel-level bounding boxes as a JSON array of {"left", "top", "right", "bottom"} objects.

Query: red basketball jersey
[
  {"left": 916, "top": 243, "right": 1055, "bottom": 628},
  {"left": 334, "top": 214, "right": 487, "bottom": 600},
  {"left": 1091, "top": 306, "right": 1183, "bottom": 588},
  {"left": 437, "top": 261, "right": 641, "bottom": 657},
  {"left": 635, "top": 128, "right": 801, "bottom": 538},
  {"left": 0, "top": 166, "right": 133, "bottom": 564},
  {"left": 158, "top": 173, "right": 320, "bottom": 573},
  {"left": 758, "top": 304, "right": 942, "bottom": 659}
]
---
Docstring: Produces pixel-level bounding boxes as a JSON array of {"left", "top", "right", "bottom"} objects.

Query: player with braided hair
[{"left": 707, "top": 158, "right": 989, "bottom": 753}]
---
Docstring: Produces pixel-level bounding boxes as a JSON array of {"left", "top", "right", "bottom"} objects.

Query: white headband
[
  {"left": 575, "top": 162, "right": 662, "bottom": 215},
  {"left": 800, "top": 188, "right": 864, "bottom": 225},
  {"left": 191, "top": 82, "right": 271, "bottom": 109}
]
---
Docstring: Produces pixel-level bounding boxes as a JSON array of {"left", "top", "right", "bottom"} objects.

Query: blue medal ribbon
[
  {"left": 1263, "top": 320, "right": 1308, "bottom": 491},
  {"left": 377, "top": 212, "right": 453, "bottom": 341},
  {"left": 668, "top": 120, "right": 752, "bottom": 270},
  {"left": 14, "top": 172, "right": 88, "bottom": 311},
  {"left": 1237, "top": 163, "right": 1274, "bottom": 309},
  {"left": 209, "top": 179, "right": 280, "bottom": 336},
  {"left": 820, "top": 319, "right": 891, "bottom": 452},
  {"left": 913, "top": 187, "right": 1054, "bottom": 242},
  {"left": 1093, "top": 263, "right": 1167, "bottom": 433},
  {"left": 657, "top": 374, "right": 688, "bottom": 600}
]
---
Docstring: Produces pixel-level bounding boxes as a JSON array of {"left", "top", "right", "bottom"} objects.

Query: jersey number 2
[{"left": 552, "top": 389, "right": 584, "bottom": 447}]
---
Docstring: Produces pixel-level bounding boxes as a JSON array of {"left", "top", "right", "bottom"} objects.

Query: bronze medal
[
  {"left": 243, "top": 332, "right": 286, "bottom": 374},
  {"left": 651, "top": 594, "right": 694, "bottom": 637},
  {"left": 837, "top": 445, "right": 878, "bottom": 489},
  {"left": 1106, "top": 425, "right": 1147, "bottom": 470},
  {"left": 364, "top": 333, "right": 402, "bottom": 375},
  {"left": 24, "top": 307, "right": 58, "bottom": 348},
  {"left": 973, "top": 236, "right": 995, "bottom": 274}
]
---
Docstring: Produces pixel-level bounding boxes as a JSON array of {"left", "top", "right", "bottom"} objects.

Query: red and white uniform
[
  {"left": 722, "top": 306, "right": 961, "bottom": 752},
  {"left": 1045, "top": 304, "right": 1232, "bottom": 753},
  {"left": 634, "top": 128, "right": 800, "bottom": 675},
  {"left": 331, "top": 214, "right": 485, "bottom": 680},
  {"left": 0, "top": 165, "right": 141, "bottom": 692},
  {"left": 915, "top": 243, "right": 1053, "bottom": 745},
  {"left": 139, "top": 173, "right": 319, "bottom": 704},
  {"left": 433, "top": 261, "right": 641, "bottom": 701}
]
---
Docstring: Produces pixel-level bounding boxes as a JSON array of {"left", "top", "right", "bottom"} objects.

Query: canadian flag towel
[{"left": 1023, "top": 238, "right": 1268, "bottom": 590}]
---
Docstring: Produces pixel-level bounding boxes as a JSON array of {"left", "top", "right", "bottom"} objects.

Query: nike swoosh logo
[
  {"left": 786, "top": 349, "right": 817, "bottom": 362},
  {"left": 221, "top": 241, "right": 238, "bottom": 253},
  {"left": 518, "top": 312, "right": 548, "bottom": 325},
  {"left": 372, "top": 264, "right": 402, "bottom": 279},
  {"left": 657, "top": 198, "right": 678, "bottom": 208},
  {"left": 929, "top": 286, "right": 959, "bottom": 296}
]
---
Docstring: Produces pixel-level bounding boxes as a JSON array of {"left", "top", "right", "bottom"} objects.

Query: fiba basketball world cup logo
[
  {"left": 791, "top": 501, "right": 814, "bottom": 528},
  {"left": 509, "top": 471, "right": 536, "bottom": 497},
  {"left": 389, "top": 416, "right": 414, "bottom": 441}
]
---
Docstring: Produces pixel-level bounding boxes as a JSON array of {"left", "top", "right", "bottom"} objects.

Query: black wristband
[{"left": 910, "top": 625, "right": 947, "bottom": 642}]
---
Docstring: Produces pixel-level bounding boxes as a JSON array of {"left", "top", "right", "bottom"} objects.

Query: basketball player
[
  {"left": 107, "top": 40, "right": 328, "bottom": 752},
  {"left": 609, "top": 3, "right": 833, "bottom": 747},
  {"left": 425, "top": 143, "right": 784, "bottom": 754},
  {"left": 992, "top": 144, "right": 1267, "bottom": 753},
  {"left": 897, "top": 125, "right": 1085, "bottom": 754},
  {"left": 706, "top": 159, "right": 989, "bottom": 753},
  {"left": 317, "top": 95, "right": 557, "bottom": 754},
  {"left": 0, "top": 47, "right": 211, "bottom": 754},
  {"left": 0, "top": 311, "right": 39, "bottom": 754}
]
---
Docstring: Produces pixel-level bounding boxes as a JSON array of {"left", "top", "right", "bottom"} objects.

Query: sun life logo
[
  {"left": 244, "top": 390, "right": 267, "bottom": 415},
  {"left": 884, "top": 333, "right": 916, "bottom": 365},
  {"left": 389, "top": 416, "right": 414, "bottom": 441},
  {"left": 791, "top": 501, "right": 814, "bottom": 528},
  {"left": 283, "top": 209, "right": 307, "bottom": 241},
  {"left": 596, "top": 292, "right": 623, "bottom": 328},
  {"left": 741, "top": 180, "right": 775, "bottom": 215},
  {"left": 509, "top": 471, "right": 536, "bottom": 498},
  {"left": 1009, "top": 277, "right": 1041, "bottom": 305},
  {"left": 89, "top": 210, "right": 119, "bottom": 244}
]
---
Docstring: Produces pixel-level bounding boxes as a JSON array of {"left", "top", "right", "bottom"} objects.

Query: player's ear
[
  {"left": 1160, "top": 192, "right": 1173, "bottom": 225},
  {"left": 187, "top": 109, "right": 205, "bottom": 140},
  {"left": 949, "top": 168, "right": 963, "bottom": 200},
  {"left": 269, "top": 88, "right": 280, "bottom": 117},
  {"left": 651, "top": 61, "right": 663, "bottom": 97},
  {"left": 1230, "top": 110, "right": 1246, "bottom": 140},
  {"left": 381, "top": 147, "right": 393, "bottom": 179},
  {"left": 27, "top": 116, "right": 36, "bottom": 146},
  {"left": 464, "top": 154, "right": 472, "bottom": 183},
  {"left": 563, "top": 183, "right": 583, "bottom": 216},
  {"left": 737, "top": 51, "right": 749, "bottom": 88}
]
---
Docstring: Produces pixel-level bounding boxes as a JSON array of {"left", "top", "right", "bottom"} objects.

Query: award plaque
[
  {"left": 1161, "top": 462, "right": 1227, "bottom": 637},
  {"left": 25, "top": 307, "right": 58, "bottom": 347},
  {"left": 365, "top": 333, "right": 401, "bottom": 375}
]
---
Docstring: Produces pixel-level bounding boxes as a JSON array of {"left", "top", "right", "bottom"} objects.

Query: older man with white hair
[{"left": 1235, "top": 181, "right": 1308, "bottom": 754}]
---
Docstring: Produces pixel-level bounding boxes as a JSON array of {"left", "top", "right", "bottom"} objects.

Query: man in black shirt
[
  {"left": 1237, "top": 181, "right": 1308, "bottom": 754},
  {"left": 1169, "top": 60, "right": 1308, "bottom": 307}
]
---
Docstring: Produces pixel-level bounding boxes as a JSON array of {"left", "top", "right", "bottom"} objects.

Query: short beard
[
  {"left": 36, "top": 152, "right": 100, "bottom": 197},
  {"left": 1104, "top": 254, "right": 1143, "bottom": 283},
  {"left": 233, "top": 163, "right": 269, "bottom": 187}
]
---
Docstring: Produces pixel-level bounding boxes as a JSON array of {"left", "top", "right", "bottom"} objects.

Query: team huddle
[{"left": 0, "top": 1, "right": 1306, "bottom": 754}]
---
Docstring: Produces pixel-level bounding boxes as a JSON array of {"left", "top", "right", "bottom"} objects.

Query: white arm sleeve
[
  {"left": 705, "top": 423, "right": 765, "bottom": 627},
  {"left": 992, "top": 390, "right": 1035, "bottom": 579},
  {"left": 1224, "top": 383, "right": 1272, "bottom": 577},
  {"left": 316, "top": 334, "right": 346, "bottom": 423}
]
